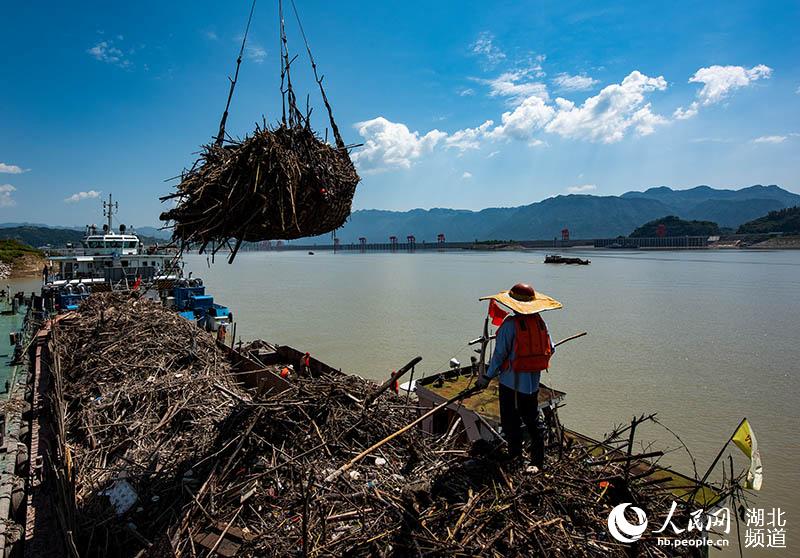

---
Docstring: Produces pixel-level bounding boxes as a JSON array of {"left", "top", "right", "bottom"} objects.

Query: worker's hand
[{"left": 475, "top": 375, "right": 491, "bottom": 389}]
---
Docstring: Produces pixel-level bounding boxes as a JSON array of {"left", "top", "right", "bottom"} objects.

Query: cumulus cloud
[
  {"left": 351, "top": 63, "right": 778, "bottom": 171},
  {"left": 567, "top": 184, "right": 597, "bottom": 193},
  {"left": 553, "top": 72, "right": 599, "bottom": 92},
  {"left": 673, "top": 101, "right": 699, "bottom": 120},
  {"left": 470, "top": 32, "right": 506, "bottom": 68},
  {"left": 461, "top": 172, "right": 473, "bottom": 179},
  {"left": 87, "top": 40, "right": 131, "bottom": 68},
  {"left": 691, "top": 64, "right": 772, "bottom": 105},
  {"left": 0, "top": 185, "right": 16, "bottom": 207},
  {"left": 545, "top": 71, "right": 668, "bottom": 143},
  {"left": 444, "top": 120, "right": 494, "bottom": 150},
  {"left": 487, "top": 95, "right": 555, "bottom": 141},
  {"left": 351, "top": 118, "right": 446, "bottom": 172},
  {"left": 0, "top": 162, "right": 26, "bottom": 174},
  {"left": 752, "top": 135, "right": 786, "bottom": 144},
  {"left": 675, "top": 64, "right": 772, "bottom": 119},
  {"left": 65, "top": 190, "right": 102, "bottom": 203}
]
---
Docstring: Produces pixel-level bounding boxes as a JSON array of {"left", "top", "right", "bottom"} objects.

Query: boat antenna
[{"left": 103, "top": 193, "right": 118, "bottom": 233}]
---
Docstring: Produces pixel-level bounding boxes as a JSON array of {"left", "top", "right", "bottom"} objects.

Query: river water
[{"left": 10, "top": 248, "right": 799, "bottom": 552}]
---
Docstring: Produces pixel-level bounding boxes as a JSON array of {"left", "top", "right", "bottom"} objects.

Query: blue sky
[{"left": 1, "top": 0, "right": 798, "bottom": 227}]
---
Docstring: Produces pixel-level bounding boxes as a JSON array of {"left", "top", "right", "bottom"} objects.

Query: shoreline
[{"left": 1, "top": 254, "right": 46, "bottom": 282}]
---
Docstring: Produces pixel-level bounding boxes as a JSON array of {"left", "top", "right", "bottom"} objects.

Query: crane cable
[
  {"left": 287, "top": 0, "right": 345, "bottom": 148},
  {"left": 215, "top": 0, "right": 258, "bottom": 147}
]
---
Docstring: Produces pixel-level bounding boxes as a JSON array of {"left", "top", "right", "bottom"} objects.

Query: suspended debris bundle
[
  {"left": 160, "top": 122, "right": 359, "bottom": 256},
  {"left": 160, "top": 0, "right": 360, "bottom": 261}
]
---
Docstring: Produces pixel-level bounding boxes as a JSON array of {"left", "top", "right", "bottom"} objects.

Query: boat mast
[{"left": 103, "top": 193, "right": 118, "bottom": 233}]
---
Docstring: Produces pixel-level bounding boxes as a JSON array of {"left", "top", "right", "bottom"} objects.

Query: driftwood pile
[
  {"left": 160, "top": 124, "right": 359, "bottom": 259},
  {"left": 52, "top": 293, "right": 242, "bottom": 547},
  {"left": 52, "top": 294, "right": 705, "bottom": 557}
]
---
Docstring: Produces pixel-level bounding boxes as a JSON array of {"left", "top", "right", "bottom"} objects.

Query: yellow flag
[{"left": 731, "top": 418, "right": 763, "bottom": 490}]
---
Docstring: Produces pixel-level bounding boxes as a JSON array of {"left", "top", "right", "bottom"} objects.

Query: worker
[{"left": 475, "top": 283, "right": 562, "bottom": 470}]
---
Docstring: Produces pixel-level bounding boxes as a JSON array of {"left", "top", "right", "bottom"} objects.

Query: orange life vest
[{"left": 502, "top": 314, "right": 552, "bottom": 372}]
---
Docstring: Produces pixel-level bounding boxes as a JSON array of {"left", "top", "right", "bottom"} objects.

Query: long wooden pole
[
  {"left": 554, "top": 331, "right": 587, "bottom": 348},
  {"left": 362, "top": 356, "right": 422, "bottom": 411},
  {"left": 689, "top": 417, "right": 745, "bottom": 504},
  {"left": 325, "top": 385, "right": 481, "bottom": 483}
]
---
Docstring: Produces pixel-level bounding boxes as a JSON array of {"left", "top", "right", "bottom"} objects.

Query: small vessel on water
[
  {"left": 544, "top": 254, "right": 591, "bottom": 265},
  {"left": 39, "top": 194, "right": 232, "bottom": 329}
]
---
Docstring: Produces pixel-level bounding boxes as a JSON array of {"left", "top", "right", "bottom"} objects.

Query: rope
[
  {"left": 278, "top": 0, "right": 302, "bottom": 128},
  {"left": 215, "top": 0, "right": 258, "bottom": 147},
  {"left": 288, "top": 0, "right": 345, "bottom": 148}
]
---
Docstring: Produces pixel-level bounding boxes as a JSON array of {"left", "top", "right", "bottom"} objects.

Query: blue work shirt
[{"left": 485, "top": 316, "right": 554, "bottom": 394}]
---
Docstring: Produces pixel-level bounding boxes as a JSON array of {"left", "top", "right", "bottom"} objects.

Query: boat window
[
  {"left": 124, "top": 241, "right": 137, "bottom": 249},
  {"left": 122, "top": 261, "right": 129, "bottom": 267},
  {"left": 87, "top": 240, "right": 102, "bottom": 249}
]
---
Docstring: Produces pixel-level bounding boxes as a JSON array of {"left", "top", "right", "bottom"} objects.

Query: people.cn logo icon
[{"left": 607, "top": 503, "right": 649, "bottom": 543}]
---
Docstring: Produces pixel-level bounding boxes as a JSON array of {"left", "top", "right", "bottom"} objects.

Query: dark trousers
[{"left": 498, "top": 384, "right": 545, "bottom": 467}]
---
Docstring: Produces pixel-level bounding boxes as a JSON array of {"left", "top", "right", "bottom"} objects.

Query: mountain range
[
  {"left": 311, "top": 185, "right": 800, "bottom": 243},
  {"left": 3, "top": 185, "right": 798, "bottom": 246}
]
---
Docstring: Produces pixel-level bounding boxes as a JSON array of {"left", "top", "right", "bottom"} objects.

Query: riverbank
[
  {"left": 749, "top": 235, "right": 800, "bottom": 249},
  {"left": 0, "top": 240, "right": 45, "bottom": 280}
]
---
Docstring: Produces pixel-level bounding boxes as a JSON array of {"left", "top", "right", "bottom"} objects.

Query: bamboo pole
[{"left": 325, "top": 385, "right": 481, "bottom": 482}]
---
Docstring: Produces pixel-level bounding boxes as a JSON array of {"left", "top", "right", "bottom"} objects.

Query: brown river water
[{"left": 10, "top": 248, "right": 799, "bottom": 554}]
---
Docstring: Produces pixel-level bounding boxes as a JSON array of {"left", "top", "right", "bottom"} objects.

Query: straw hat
[{"left": 479, "top": 283, "right": 562, "bottom": 315}]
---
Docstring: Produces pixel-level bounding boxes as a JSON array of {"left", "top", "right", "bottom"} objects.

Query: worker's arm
[{"left": 484, "top": 320, "right": 514, "bottom": 379}]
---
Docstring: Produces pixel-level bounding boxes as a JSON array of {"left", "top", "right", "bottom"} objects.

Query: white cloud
[
  {"left": 752, "top": 135, "right": 786, "bottom": 144},
  {"left": 487, "top": 150, "right": 500, "bottom": 158},
  {"left": 673, "top": 101, "right": 699, "bottom": 120},
  {"left": 462, "top": 171, "right": 473, "bottom": 179},
  {"left": 0, "top": 185, "right": 16, "bottom": 207},
  {"left": 553, "top": 72, "right": 599, "bottom": 92},
  {"left": 487, "top": 95, "right": 555, "bottom": 141},
  {"left": 444, "top": 120, "right": 494, "bottom": 150},
  {"left": 545, "top": 71, "right": 667, "bottom": 143},
  {"left": 691, "top": 64, "right": 772, "bottom": 105},
  {"left": 689, "top": 137, "right": 733, "bottom": 144},
  {"left": 87, "top": 40, "right": 130, "bottom": 68},
  {"left": 65, "top": 190, "right": 102, "bottom": 203},
  {"left": 567, "top": 184, "right": 597, "bottom": 193},
  {"left": 0, "top": 163, "right": 26, "bottom": 174},
  {"left": 205, "top": 31, "right": 219, "bottom": 41},
  {"left": 352, "top": 117, "right": 446, "bottom": 172},
  {"left": 675, "top": 64, "right": 772, "bottom": 119},
  {"left": 246, "top": 44, "right": 267, "bottom": 63},
  {"left": 470, "top": 32, "right": 506, "bottom": 68},
  {"left": 477, "top": 69, "right": 549, "bottom": 104},
  {"left": 458, "top": 88, "right": 475, "bottom": 97}
]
